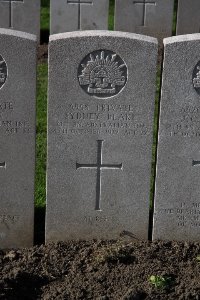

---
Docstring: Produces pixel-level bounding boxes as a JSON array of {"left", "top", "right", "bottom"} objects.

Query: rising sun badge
[
  {"left": 193, "top": 61, "right": 200, "bottom": 95},
  {"left": 78, "top": 50, "right": 128, "bottom": 98},
  {"left": 0, "top": 55, "right": 7, "bottom": 90}
]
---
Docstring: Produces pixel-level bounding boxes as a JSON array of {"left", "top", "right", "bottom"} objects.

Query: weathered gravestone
[
  {"left": 153, "top": 34, "right": 200, "bottom": 241},
  {"left": 46, "top": 31, "right": 158, "bottom": 241},
  {"left": 176, "top": 0, "right": 200, "bottom": 35},
  {"left": 0, "top": 29, "right": 36, "bottom": 248},
  {"left": 0, "top": 0, "right": 40, "bottom": 40},
  {"left": 115, "top": 0, "right": 174, "bottom": 41},
  {"left": 50, "top": 0, "right": 109, "bottom": 34}
]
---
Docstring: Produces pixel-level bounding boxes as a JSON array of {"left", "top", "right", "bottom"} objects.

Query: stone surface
[
  {"left": 0, "top": 0, "right": 40, "bottom": 40},
  {"left": 46, "top": 31, "right": 158, "bottom": 242},
  {"left": 115, "top": 0, "right": 174, "bottom": 41},
  {"left": 176, "top": 0, "right": 200, "bottom": 35},
  {"left": 153, "top": 34, "right": 200, "bottom": 241},
  {"left": 50, "top": 0, "right": 109, "bottom": 34},
  {"left": 0, "top": 29, "right": 36, "bottom": 248}
]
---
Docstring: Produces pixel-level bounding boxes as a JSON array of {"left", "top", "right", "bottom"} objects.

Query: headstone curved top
[
  {"left": 0, "top": 29, "right": 37, "bottom": 248},
  {"left": 0, "top": 0, "right": 40, "bottom": 40},
  {"left": 153, "top": 34, "right": 200, "bottom": 241},
  {"left": 46, "top": 30, "right": 158, "bottom": 242}
]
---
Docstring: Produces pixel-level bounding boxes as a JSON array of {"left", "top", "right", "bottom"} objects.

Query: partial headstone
[
  {"left": 176, "top": 0, "right": 200, "bottom": 35},
  {"left": 153, "top": 34, "right": 200, "bottom": 241},
  {"left": 0, "top": 29, "right": 36, "bottom": 248},
  {"left": 46, "top": 31, "right": 158, "bottom": 242},
  {"left": 0, "top": 0, "right": 40, "bottom": 41},
  {"left": 115, "top": 0, "right": 174, "bottom": 41},
  {"left": 50, "top": 0, "right": 109, "bottom": 34}
]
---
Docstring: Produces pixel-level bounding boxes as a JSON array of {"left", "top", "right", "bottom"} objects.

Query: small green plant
[
  {"left": 149, "top": 275, "right": 173, "bottom": 289},
  {"left": 196, "top": 255, "right": 200, "bottom": 262},
  {"left": 94, "top": 242, "right": 134, "bottom": 265}
]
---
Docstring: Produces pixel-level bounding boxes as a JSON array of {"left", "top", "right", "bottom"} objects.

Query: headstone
[
  {"left": 0, "top": 0, "right": 40, "bottom": 41},
  {"left": 176, "top": 0, "right": 200, "bottom": 35},
  {"left": 50, "top": 0, "right": 109, "bottom": 34},
  {"left": 153, "top": 34, "right": 200, "bottom": 241},
  {"left": 115, "top": 0, "right": 174, "bottom": 41},
  {"left": 0, "top": 29, "right": 36, "bottom": 248},
  {"left": 46, "top": 31, "right": 158, "bottom": 242}
]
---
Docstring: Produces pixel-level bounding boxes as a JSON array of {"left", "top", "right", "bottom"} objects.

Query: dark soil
[
  {"left": 37, "top": 44, "right": 48, "bottom": 64},
  {"left": 1, "top": 239, "right": 200, "bottom": 299}
]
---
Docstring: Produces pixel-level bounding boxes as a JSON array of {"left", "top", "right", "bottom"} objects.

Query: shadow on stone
[
  {"left": 40, "top": 29, "right": 49, "bottom": 44},
  {"left": 34, "top": 206, "right": 46, "bottom": 245}
]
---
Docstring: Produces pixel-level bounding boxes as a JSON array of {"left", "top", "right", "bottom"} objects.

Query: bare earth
[{"left": 1, "top": 239, "right": 200, "bottom": 299}]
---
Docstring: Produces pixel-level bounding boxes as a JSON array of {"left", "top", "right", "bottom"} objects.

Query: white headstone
[
  {"left": 46, "top": 31, "right": 158, "bottom": 242},
  {"left": 50, "top": 0, "right": 109, "bottom": 34},
  {"left": 153, "top": 34, "right": 200, "bottom": 241},
  {"left": 176, "top": 0, "right": 200, "bottom": 35},
  {"left": 115, "top": 0, "right": 174, "bottom": 41},
  {"left": 0, "top": 0, "right": 40, "bottom": 41},
  {"left": 0, "top": 29, "right": 36, "bottom": 248}
]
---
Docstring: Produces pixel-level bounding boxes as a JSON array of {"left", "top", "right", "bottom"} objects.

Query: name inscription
[
  {"left": 164, "top": 105, "right": 200, "bottom": 138},
  {"left": 50, "top": 103, "right": 150, "bottom": 137},
  {"left": 156, "top": 202, "right": 200, "bottom": 228}
]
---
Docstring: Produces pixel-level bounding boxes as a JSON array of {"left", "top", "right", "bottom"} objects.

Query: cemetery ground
[
  {"left": 1, "top": 239, "right": 200, "bottom": 299},
  {"left": 2, "top": 1, "right": 200, "bottom": 299},
  {"left": 8, "top": 35, "right": 199, "bottom": 300}
]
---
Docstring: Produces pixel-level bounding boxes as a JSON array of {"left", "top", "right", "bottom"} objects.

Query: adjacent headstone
[
  {"left": 46, "top": 31, "right": 158, "bottom": 242},
  {"left": 0, "top": 29, "right": 36, "bottom": 248},
  {"left": 153, "top": 34, "right": 200, "bottom": 241},
  {"left": 115, "top": 0, "right": 174, "bottom": 41},
  {"left": 50, "top": 0, "right": 109, "bottom": 34},
  {"left": 0, "top": 0, "right": 40, "bottom": 40},
  {"left": 176, "top": 0, "right": 200, "bottom": 35}
]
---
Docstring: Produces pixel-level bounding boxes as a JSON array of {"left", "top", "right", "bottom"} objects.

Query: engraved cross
[
  {"left": 193, "top": 160, "right": 200, "bottom": 167},
  {"left": 67, "top": 0, "right": 93, "bottom": 30},
  {"left": 133, "top": 0, "right": 156, "bottom": 26},
  {"left": 0, "top": 162, "right": 6, "bottom": 169},
  {"left": 0, "top": 0, "right": 24, "bottom": 28},
  {"left": 76, "top": 140, "right": 123, "bottom": 211}
]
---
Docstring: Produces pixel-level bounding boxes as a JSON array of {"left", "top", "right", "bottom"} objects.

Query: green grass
[
  {"left": 109, "top": 0, "right": 115, "bottom": 30},
  {"left": 41, "top": 7, "right": 49, "bottom": 31},
  {"left": 35, "top": 64, "right": 48, "bottom": 208},
  {"left": 149, "top": 275, "right": 174, "bottom": 289}
]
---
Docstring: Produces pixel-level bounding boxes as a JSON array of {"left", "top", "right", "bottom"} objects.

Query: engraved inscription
[
  {"left": 156, "top": 203, "right": 200, "bottom": 228},
  {"left": 193, "top": 61, "right": 200, "bottom": 94},
  {"left": 50, "top": 102, "right": 150, "bottom": 137},
  {"left": 78, "top": 50, "right": 128, "bottom": 98},
  {"left": 0, "top": 55, "right": 7, "bottom": 89},
  {"left": 165, "top": 105, "right": 200, "bottom": 138},
  {"left": 76, "top": 140, "right": 123, "bottom": 211},
  {"left": 84, "top": 216, "right": 108, "bottom": 225},
  {"left": 0, "top": 215, "right": 19, "bottom": 229},
  {"left": 0, "top": 102, "right": 13, "bottom": 110}
]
